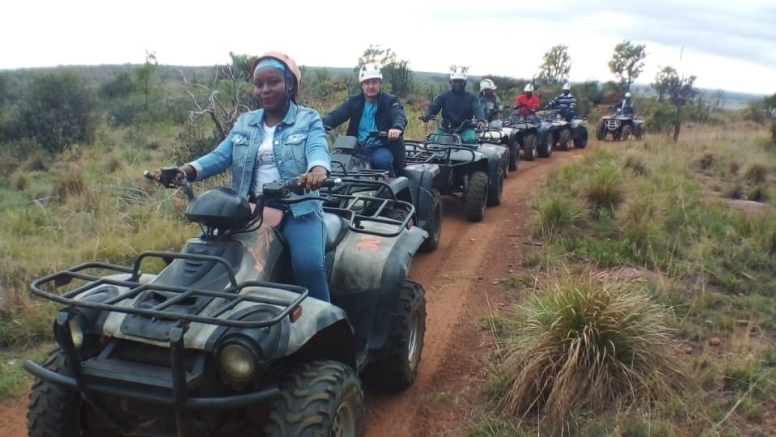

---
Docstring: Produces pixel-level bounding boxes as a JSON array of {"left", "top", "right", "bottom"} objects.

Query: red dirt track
[{"left": 0, "top": 143, "right": 589, "bottom": 437}]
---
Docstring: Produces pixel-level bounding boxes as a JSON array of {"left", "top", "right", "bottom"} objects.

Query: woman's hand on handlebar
[{"left": 297, "top": 166, "right": 329, "bottom": 191}]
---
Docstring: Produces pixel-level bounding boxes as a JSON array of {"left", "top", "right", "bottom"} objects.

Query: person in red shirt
[{"left": 514, "top": 83, "right": 540, "bottom": 123}]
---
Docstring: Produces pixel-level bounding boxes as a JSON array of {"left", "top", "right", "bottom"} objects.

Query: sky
[{"left": 2, "top": 0, "right": 774, "bottom": 96}]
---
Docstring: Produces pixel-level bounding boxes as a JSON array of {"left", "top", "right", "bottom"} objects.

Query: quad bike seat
[{"left": 323, "top": 212, "right": 348, "bottom": 251}]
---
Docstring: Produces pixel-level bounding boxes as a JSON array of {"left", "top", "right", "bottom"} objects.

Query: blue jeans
[
  {"left": 281, "top": 210, "right": 330, "bottom": 302},
  {"left": 359, "top": 146, "right": 395, "bottom": 178}
]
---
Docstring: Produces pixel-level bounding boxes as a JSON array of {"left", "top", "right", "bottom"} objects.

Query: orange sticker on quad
[{"left": 356, "top": 235, "right": 381, "bottom": 250}]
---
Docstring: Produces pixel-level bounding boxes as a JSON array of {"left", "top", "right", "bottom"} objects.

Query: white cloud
[{"left": 1, "top": 0, "right": 774, "bottom": 95}]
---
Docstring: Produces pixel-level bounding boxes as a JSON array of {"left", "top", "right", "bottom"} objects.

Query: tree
[
  {"left": 608, "top": 40, "right": 647, "bottom": 92},
  {"left": 134, "top": 51, "right": 158, "bottom": 109},
  {"left": 651, "top": 66, "right": 677, "bottom": 102},
  {"left": 536, "top": 45, "right": 572, "bottom": 86},
  {"left": 651, "top": 66, "right": 697, "bottom": 141},
  {"left": 20, "top": 69, "right": 98, "bottom": 153}
]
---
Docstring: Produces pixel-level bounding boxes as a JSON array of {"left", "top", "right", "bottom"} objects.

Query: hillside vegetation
[{"left": 472, "top": 122, "right": 776, "bottom": 436}]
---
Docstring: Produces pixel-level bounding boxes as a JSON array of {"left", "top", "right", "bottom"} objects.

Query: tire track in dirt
[{"left": 364, "top": 146, "right": 590, "bottom": 437}]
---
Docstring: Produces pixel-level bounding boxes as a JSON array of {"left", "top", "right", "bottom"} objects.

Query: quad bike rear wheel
[
  {"left": 419, "top": 189, "right": 442, "bottom": 252},
  {"left": 487, "top": 167, "right": 504, "bottom": 207},
  {"left": 522, "top": 133, "right": 537, "bottom": 162},
  {"left": 361, "top": 280, "right": 427, "bottom": 390},
  {"left": 464, "top": 171, "right": 489, "bottom": 222},
  {"left": 574, "top": 126, "right": 588, "bottom": 149},
  {"left": 264, "top": 360, "right": 365, "bottom": 437},
  {"left": 557, "top": 128, "right": 572, "bottom": 151},
  {"left": 507, "top": 135, "right": 520, "bottom": 169},
  {"left": 537, "top": 135, "right": 552, "bottom": 158}
]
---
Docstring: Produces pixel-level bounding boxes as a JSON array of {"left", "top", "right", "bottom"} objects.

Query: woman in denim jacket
[{"left": 152, "top": 52, "right": 333, "bottom": 302}]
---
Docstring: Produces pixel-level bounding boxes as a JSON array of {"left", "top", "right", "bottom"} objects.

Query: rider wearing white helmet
[
  {"left": 321, "top": 63, "right": 408, "bottom": 177},
  {"left": 478, "top": 79, "right": 503, "bottom": 122},
  {"left": 420, "top": 66, "right": 487, "bottom": 144},
  {"left": 547, "top": 82, "right": 576, "bottom": 122},
  {"left": 613, "top": 91, "right": 636, "bottom": 116}
]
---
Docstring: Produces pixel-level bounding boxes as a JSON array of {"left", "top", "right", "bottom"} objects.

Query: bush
[{"left": 493, "top": 277, "right": 689, "bottom": 422}]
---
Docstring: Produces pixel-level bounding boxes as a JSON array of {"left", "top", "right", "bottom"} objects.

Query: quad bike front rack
[{"left": 29, "top": 252, "right": 311, "bottom": 329}]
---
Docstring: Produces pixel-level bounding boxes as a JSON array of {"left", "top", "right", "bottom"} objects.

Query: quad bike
[
  {"left": 475, "top": 119, "right": 521, "bottom": 172},
  {"left": 23, "top": 168, "right": 429, "bottom": 437},
  {"left": 536, "top": 106, "right": 589, "bottom": 153},
  {"left": 501, "top": 108, "right": 543, "bottom": 164},
  {"left": 597, "top": 107, "right": 646, "bottom": 141},
  {"left": 404, "top": 118, "right": 508, "bottom": 222},
  {"left": 328, "top": 130, "right": 443, "bottom": 252}
]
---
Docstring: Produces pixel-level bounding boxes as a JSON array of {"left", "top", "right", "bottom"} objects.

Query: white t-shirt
[{"left": 253, "top": 124, "right": 281, "bottom": 195}]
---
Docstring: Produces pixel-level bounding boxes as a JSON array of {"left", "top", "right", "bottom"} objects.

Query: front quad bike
[
  {"left": 324, "top": 167, "right": 443, "bottom": 253},
  {"left": 597, "top": 107, "right": 646, "bottom": 141},
  {"left": 23, "top": 168, "right": 429, "bottom": 437},
  {"left": 405, "top": 122, "right": 508, "bottom": 222}
]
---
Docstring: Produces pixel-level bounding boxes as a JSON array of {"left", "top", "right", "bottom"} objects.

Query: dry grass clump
[{"left": 494, "top": 276, "right": 690, "bottom": 422}]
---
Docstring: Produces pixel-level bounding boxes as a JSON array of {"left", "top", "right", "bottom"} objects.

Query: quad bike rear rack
[
  {"left": 322, "top": 178, "right": 416, "bottom": 237},
  {"left": 404, "top": 140, "right": 478, "bottom": 168}
]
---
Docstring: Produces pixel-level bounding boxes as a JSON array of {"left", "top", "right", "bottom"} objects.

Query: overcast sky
[{"left": 2, "top": 0, "right": 774, "bottom": 95}]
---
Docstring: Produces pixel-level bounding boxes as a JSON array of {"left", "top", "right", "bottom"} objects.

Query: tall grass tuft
[
  {"left": 532, "top": 193, "right": 586, "bottom": 237},
  {"left": 494, "top": 276, "right": 689, "bottom": 423}
]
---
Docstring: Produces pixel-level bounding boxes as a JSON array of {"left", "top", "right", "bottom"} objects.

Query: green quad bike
[
  {"left": 23, "top": 168, "right": 429, "bottom": 437},
  {"left": 404, "top": 119, "right": 509, "bottom": 222},
  {"left": 327, "top": 130, "right": 443, "bottom": 252}
]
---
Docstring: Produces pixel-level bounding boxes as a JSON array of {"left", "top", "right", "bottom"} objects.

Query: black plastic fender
[
  {"left": 403, "top": 163, "right": 440, "bottom": 230},
  {"left": 477, "top": 143, "right": 508, "bottom": 188}
]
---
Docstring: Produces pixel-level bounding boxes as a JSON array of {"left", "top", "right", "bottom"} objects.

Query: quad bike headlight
[
  {"left": 68, "top": 317, "right": 84, "bottom": 349},
  {"left": 218, "top": 342, "right": 256, "bottom": 381}
]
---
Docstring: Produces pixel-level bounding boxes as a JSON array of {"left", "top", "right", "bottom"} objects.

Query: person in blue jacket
[
  {"left": 150, "top": 51, "right": 333, "bottom": 303},
  {"left": 420, "top": 67, "right": 487, "bottom": 144}
]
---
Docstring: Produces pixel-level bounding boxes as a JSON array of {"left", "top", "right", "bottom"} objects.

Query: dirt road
[{"left": 0, "top": 144, "right": 587, "bottom": 437}]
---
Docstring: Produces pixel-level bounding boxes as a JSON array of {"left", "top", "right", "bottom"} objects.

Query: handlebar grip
[
  {"left": 143, "top": 170, "right": 154, "bottom": 180},
  {"left": 321, "top": 178, "right": 342, "bottom": 188}
]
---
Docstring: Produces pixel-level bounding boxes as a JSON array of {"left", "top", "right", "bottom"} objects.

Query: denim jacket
[{"left": 189, "top": 102, "right": 331, "bottom": 217}]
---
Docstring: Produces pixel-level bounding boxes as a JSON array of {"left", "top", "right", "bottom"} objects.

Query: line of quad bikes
[{"left": 20, "top": 106, "right": 645, "bottom": 437}]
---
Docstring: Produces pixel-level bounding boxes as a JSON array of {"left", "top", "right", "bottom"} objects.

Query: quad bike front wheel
[
  {"left": 264, "top": 360, "right": 366, "bottom": 437},
  {"left": 596, "top": 122, "right": 606, "bottom": 141},
  {"left": 419, "top": 189, "right": 442, "bottom": 252},
  {"left": 621, "top": 124, "right": 633, "bottom": 141},
  {"left": 508, "top": 135, "right": 520, "bottom": 169},
  {"left": 361, "top": 280, "right": 427, "bottom": 390},
  {"left": 28, "top": 349, "right": 120, "bottom": 437},
  {"left": 464, "top": 171, "right": 489, "bottom": 222},
  {"left": 522, "top": 133, "right": 538, "bottom": 162}
]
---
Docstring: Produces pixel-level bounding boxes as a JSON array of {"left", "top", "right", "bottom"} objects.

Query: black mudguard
[
  {"left": 328, "top": 225, "right": 426, "bottom": 363},
  {"left": 402, "top": 163, "right": 440, "bottom": 230},
  {"left": 476, "top": 143, "right": 508, "bottom": 187}
]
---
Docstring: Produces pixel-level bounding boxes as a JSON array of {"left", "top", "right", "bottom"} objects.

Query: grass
[{"left": 473, "top": 121, "right": 776, "bottom": 436}]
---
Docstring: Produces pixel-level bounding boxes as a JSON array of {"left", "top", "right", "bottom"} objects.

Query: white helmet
[
  {"left": 625, "top": 92, "right": 632, "bottom": 98},
  {"left": 524, "top": 83, "right": 534, "bottom": 92},
  {"left": 480, "top": 79, "right": 496, "bottom": 91},
  {"left": 359, "top": 63, "right": 383, "bottom": 83},
  {"left": 562, "top": 83, "right": 571, "bottom": 91},
  {"left": 450, "top": 67, "right": 467, "bottom": 81}
]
